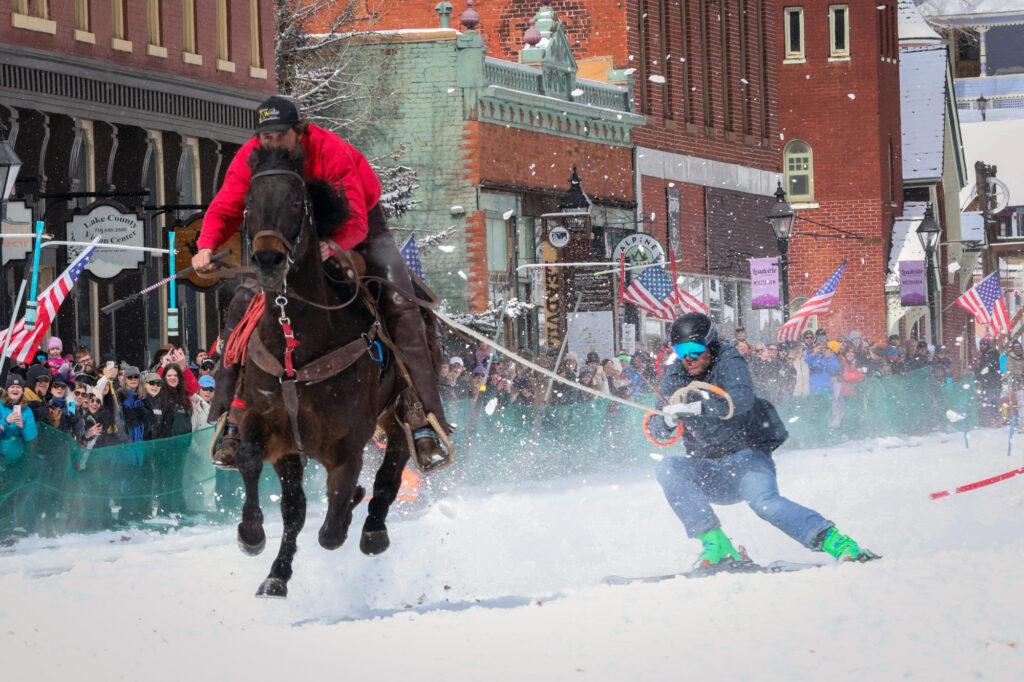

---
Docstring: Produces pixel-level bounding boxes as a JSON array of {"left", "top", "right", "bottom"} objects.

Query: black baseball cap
[{"left": 256, "top": 96, "right": 301, "bottom": 133}]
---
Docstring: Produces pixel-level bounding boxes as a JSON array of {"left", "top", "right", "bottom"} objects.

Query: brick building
[
  {"left": 777, "top": 1, "right": 904, "bottom": 340},
  {"left": 330, "top": 7, "right": 643, "bottom": 355},
  {"left": 1, "top": 1, "right": 275, "bottom": 364}
]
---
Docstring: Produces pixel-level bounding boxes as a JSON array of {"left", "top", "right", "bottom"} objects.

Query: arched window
[{"left": 784, "top": 140, "right": 814, "bottom": 202}]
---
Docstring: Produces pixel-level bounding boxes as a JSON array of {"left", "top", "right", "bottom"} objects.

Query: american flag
[
  {"left": 778, "top": 261, "right": 847, "bottom": 342},
  {"left": 956, "top": 271, "right": 1010, "bottom": 335},
  {"left": 0, "top": 239, "right": 99, "bottom": 363},
  {"left": 622, "top": 263, "right": 706, "bottom": 321},
  {"left": 399, "top": 233, "right": 425, "bottom": 281}
]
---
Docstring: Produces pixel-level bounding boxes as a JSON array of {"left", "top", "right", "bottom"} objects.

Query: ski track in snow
[{"left": 1, "top": 430, "right": 1023, "bottom": 681}]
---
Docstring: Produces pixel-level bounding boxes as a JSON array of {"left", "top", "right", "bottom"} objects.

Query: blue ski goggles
[{"left": 674, "top": 341, "right": 707, "bottom": 360}]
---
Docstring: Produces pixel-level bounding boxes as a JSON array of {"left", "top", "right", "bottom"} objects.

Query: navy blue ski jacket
[{"left": 649, "top": 342, "right": 788, "bottom": 459}]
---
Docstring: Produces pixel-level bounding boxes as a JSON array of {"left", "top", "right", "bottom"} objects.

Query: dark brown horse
[{"left": 234, "top": 145, "right": 413, "bottom": 598}]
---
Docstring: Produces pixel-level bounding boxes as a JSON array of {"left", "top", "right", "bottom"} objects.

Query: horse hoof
[
  {"left": 319, "top": 527, "right": 347, "bottom": 551},
  {"left": 360, "top": 529, "right": 390, "bottom": 556},
  {"left": 352, "top": 486, "right": 366, "bottom": 506},
  {"left": 237, "top": 525, "right": 266, "bottom": 556},
  {"left": 256, "top": 577, "right": 288, "bottom": 599}
]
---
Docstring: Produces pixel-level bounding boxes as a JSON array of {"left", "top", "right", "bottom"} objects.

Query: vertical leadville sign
[
  {"left": 667, "top": 187, "right": 681, "bottom": 258},
  {"left": 66, "top": 202, "right": 145, "bottom": 279}
]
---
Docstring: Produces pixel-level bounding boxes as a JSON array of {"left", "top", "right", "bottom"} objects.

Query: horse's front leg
[
  {"left": 236, "top": 414, "right": 266, "bottom": 555},
  {"left": 361, "top": 415, "right": 411, "bottom": 555},
  {"left": 256, "top": 455, "right": 306, "bottom": 598},
  {"left": 318, "top": 442, "right": 365, "bottom": 550}
]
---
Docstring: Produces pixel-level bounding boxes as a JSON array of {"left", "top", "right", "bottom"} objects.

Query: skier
[
  {"left": 191, "top": 95, "right": 451, "bottom": 471},
  {"left": 647, "top": 312, "right": 877, "bottom": 574}
]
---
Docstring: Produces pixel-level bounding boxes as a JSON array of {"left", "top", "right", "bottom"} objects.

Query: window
[
  {"left": 829, "top": 5, "right": 849, "bottom": 58},
  {"left": 784, "top": 7, "right": 804, "bottom": 62},
  {"left": 112, "top": 0, "right": 127, "bottom": 40},
  {"left": 658, "top": 0, "right": 672, "bottom": 120},
  {"left": 719, "top": 0, "right": 732, "bottom": 131},
  {"left": 679, "top": 0, "right": 692, "bottom": 123},
  {"left": 249, "top": 0, "right": 263, "bottom": 69},
  {"left": 148, "top": 0, "right": 162, "bottom": 47},
  {"left": 217, "top": 0, "right": 233, "bottom": 64},
  {"left": 699, "top": 0, "right": 712, "bottom": 126},
  {"left": 15, "top": 0, "right": 48, "bottom": 18},
  {"left": 784, "top": 140, "right": 814, "bottom": 202},
  {"left": 75, "top": 0, "right": 90, "bottom": 31},
  {"left": 183, "top": 0, "right": 197, "bottom": 54},
  {"left": 637, "top": 0, "right": 650, "bottom": 114}
]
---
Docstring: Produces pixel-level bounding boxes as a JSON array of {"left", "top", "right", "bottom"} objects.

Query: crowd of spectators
[{"left": 0, "top": 337, "right": 223, "bottom": 540}]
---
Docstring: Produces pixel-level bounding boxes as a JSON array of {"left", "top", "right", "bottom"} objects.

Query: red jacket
[{"left": 197, "top": 124, "right": 382, "bottom": 253}]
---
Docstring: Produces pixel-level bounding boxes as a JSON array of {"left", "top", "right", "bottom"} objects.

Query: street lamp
[
  {"left": 767, "top": 182, "right": 797, "bottom": 320},
  {"left": 0, "top": 121, "right": 22, "bottom": 212},
  {"left": 977, "top": 94, "right": 989, "bottom": 121},
  {"left": 916, "top": 203, "right": 942, "bottom": 346}
]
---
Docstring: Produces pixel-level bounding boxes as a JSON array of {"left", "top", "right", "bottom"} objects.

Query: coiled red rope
[{"left": 224, "top": 292, "right": 266, "bottom": 368}]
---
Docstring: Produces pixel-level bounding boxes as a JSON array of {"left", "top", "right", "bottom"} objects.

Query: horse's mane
[{"left": 249, "top": 145, "right": 351, "bottom": 240}]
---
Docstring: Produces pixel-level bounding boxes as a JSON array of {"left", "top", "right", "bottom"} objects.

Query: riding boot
[{"left": 355, "top": 206, "right": 453, "bottom": 471}]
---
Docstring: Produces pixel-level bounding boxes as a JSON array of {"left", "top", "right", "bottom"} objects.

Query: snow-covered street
[{"left": 1, "top": 430, "right": 1022, "bottom": 681}]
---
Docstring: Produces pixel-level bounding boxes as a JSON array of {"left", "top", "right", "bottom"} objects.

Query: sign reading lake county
[{"left": 66, "top": 204, "right": 145, "bottom": 279}]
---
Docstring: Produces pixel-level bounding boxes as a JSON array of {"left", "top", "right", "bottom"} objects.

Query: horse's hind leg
[
  {"left": 361, "top": 417, "right": 412, "bottom": 556},
  {"left": 318, "top": 442, "right": 365, "bottom": 550},
  {"left": 256, "top": 455, "right": 306, "bottom": 598},
  {"left": 236, "top": 416, "right": 266, "bottom": 555}
]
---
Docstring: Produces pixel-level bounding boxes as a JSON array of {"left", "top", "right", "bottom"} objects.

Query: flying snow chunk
[
  {"left": 945, "top": 410, "right": 966, "bottom": 423},
  {"left": 848, "top": 93, "right": 857, "bottom": 100},
  {"left": 503, "top": 209, "right": 515, "bottom": 220},
  {"left": 649, "top": 75, "right": 667, "bottom": 84},
  {"left": 438, "top": 244, "right": 455, "bottom": 253},
  {"left": 788, "top": 416, "right": 800, "bottom": 423},
  {"left": 649, "top": 452, "right": 664, "bottom": 462},
  {"left": 447, "top": 87, "right": 456, "bottom": 94},
  {"left": 948, "top": 262, "right": 961, "bottom": 273},
  {"left": 484, "top": 397, "right": 499, "bottom": 416},
  {"left": 457, "top": 270, "right": 468, "bottom": 280},
  {"left": 571, "top": 88, "right": 585, "bottom": 97}
]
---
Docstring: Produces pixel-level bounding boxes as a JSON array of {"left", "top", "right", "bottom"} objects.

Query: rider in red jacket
[{"left": 193, "top": 96, "right": 451, "bottom": 471}]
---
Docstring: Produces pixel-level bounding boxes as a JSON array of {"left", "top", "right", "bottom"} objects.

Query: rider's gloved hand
[
  {"left": 319, "top": 240, "right": 339, "bottom": 262},
  {"left": 663, "top": 401, "right": 703, "bottom": 427}
]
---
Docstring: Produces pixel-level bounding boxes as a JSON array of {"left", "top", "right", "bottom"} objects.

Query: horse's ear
[{"left": 307, "top": 179, "right": 351, "bottom": 241}]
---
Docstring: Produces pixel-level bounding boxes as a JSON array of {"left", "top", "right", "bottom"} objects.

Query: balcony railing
[{"left": 483, "top": 57, "right": 631, "bottom": 112}]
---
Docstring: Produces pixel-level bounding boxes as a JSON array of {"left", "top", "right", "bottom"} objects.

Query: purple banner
[
  {"left": 899, "top": 260, "right": 927, "bottom": 306},
  {"left": 750, "top": 257, "right": 780, "bottom": 309}
]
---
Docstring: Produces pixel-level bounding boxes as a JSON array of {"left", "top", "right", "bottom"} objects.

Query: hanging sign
[
  {"left": 66, "top": 203, "right": 145, "bottom": 279},
  {"left": 750, "top": 257, "right": 781, "bottom": 309},
  {"left": 899, "top": 260, "right": 927, "bottom": 306},
  {"left": 548, "top": 226, "right": 570, "bottom": 248},
  {"left": 1, "top": 200, "right": 33, "bottom": 266},
  {"left": 611, "top": 233, "right": 665, "bottom": 271},
  {"left": 667, "top": 187, "right": 681, "bottom": 258}
]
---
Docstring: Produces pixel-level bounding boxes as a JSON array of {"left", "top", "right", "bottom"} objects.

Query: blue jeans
[{"left": 655, "top": 448, "right": 832, "bottom": 548}]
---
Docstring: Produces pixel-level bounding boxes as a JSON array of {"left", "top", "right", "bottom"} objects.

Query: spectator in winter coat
[
  {"left": 789, "top": 347, "right": 810, "bottom": 398},
  {"left": 439, "top": 356, "right": 473, "bottom": 400},
  {"left": 184, "top": 374, "right": 217, "bottom": 514},
  {"left": 155, "top": 365, "right": 192, "bottom": 515},
  {"left": 904, "top": 341, "right": 931, "bottom": 372},
  {"left": 24, "top": 365, "right": 53, "bottom": 426},
  {"left": 156, "top": 347, "right": 200, "bottom": 397},
  {"left": 191, "top": 375, "right": 215, "bottom": 430},
  {"left": 45, "top": 397, "right": 84, "bottom": 438},
  {"left": 805, "top": 342, "right": 839, "bottom": 396},
  {"left": 0, "top": 376, "right": 39, "bottom": 463},
  {"left": 118, "top": 366, "right": 152, "bottom": 443},
  {"left": 141, "top": 373, "right": 165, "bottom": 441},
  {"left": 974, "top": 338, "right": 1003, "bottom": 427}
]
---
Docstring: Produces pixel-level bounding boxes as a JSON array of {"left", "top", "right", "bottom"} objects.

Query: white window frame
[
  {"left": 249, "top": 0, "right": 263, "bottom": 69},
  {"left": 75, "top": 0, "right": 90, "bottom": 31},
  {"left": 829, "top": 5, "right": 850, "bottom": 59},
  {"left": 147, "top": 0, "right": 162, "bottom": 47},
  {"left": 112, "top": 0, "right": 126, "bottom": 39},
  {"left": 182, "top": 0, "right": 198, "bottom": 55},
  {"left": 784, "top": 139, "right": 814, "bottom": 203},
  {"left": 783, "top": 7, "right": 805, "bottom": 63}
]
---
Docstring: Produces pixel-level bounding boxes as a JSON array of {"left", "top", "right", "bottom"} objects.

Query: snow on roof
[
  {"left": 900, "top": 0, "right": 943, "bottom": 41},
  {"left": 916, "top": 0, "right": 1024, "bottom": 17},
  {"left": 901, "top": 46, "right": 949, "bottom": 182},
  {"left": 887, "top": 202, "right": 930, "bottom": 288},
  {"left": 959, "top": 118, "right": 1024, "bottom": 206}
]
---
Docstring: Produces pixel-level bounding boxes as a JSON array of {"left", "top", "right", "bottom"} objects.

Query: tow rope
[{"left": 224, "top": 292, "right": 266, "bottom": 368}]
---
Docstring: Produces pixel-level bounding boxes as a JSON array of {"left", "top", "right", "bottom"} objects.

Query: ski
[{"left": 603, "top": 559, "right": 839, "bottom": 586}]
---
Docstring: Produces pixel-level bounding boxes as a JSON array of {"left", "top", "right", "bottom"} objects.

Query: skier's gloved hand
[{"left": 663, "top": 401, "right": 703, "bottom": 427}]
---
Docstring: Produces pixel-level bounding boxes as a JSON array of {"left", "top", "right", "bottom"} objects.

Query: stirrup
[
  {"left": 210, "top": 414, "right": 240, "bottom": 471},
  {"left": 399, "top": 412, "right": 455, "bottom": 473}
]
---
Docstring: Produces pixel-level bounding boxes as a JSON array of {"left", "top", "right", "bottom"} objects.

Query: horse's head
[{"left": 245, "top": 145, "right": 350, "bottom": 291}]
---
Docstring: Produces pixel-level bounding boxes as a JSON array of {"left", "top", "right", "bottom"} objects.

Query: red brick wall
[
  {"left": 640, "top": 176, "right": 708, "bottom": 272},
  {"left": 629, "top": 0, "right": 782, "bottom": 173},
  {"left": 318, "top": 0, "right": 630, "bottom": 65},
  {"left": 476, "top": 123, "right": 635, "bottom": 204},
  {"left": 0, "top": 0, "right": 276, "bottom": 93},
  {"left": 777, "top": 1, "right": 903, "bottom": 340}
]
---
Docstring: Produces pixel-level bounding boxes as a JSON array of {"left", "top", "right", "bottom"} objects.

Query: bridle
[{"left": 246, "top": 167, "right": 359, "bottom": 311}]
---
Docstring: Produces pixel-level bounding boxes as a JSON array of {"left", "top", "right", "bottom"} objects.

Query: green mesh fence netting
[{"left": 0, "top": 369, "right": 979, "bottom": 539}]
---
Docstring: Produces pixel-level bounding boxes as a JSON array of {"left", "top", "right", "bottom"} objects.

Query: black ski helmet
[{"left": 670, "top": 312, "right": 718, "bottom": 347}]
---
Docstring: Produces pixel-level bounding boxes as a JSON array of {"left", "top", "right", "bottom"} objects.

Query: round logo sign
[
  {"left": 548, "top": 226, "right": 571, "bottom": 248},
  {"left": 611, "top": 233, "right": 665, "bottom": 269}
]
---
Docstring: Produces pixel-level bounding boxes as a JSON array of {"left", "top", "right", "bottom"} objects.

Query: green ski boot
[
  {"left": 691, "top": 528, "right": 752, "bottom": 575},
  {"left": 816, "top": 527, "right": 880, "bottom": 562}
]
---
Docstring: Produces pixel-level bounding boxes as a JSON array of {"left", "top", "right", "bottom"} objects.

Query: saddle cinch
[{"left": 213, "top": 252, "right": 455, "bottom": 472}]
